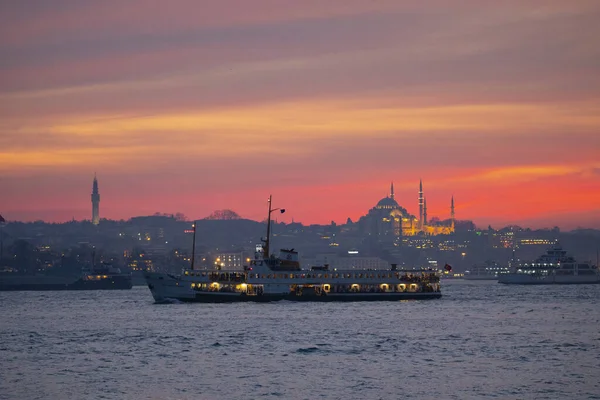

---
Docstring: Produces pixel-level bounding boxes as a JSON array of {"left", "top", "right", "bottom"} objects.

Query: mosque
[{"left": 357, "top": 181, "right": 455, "bottom": 238}]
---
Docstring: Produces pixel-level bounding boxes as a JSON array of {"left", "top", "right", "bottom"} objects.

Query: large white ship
[
  {"left": 464, "top": 260, "right": 510, "bottom": 281},
  {"left": 498, "top": 244, "right": 600, "bottom": 285},
  {"left": 144, "top": 196, "right": 442, "bottom": 303}
]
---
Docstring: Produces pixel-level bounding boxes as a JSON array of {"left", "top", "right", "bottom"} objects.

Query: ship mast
[
  {"left": 262, "top": 195, "right": 284, "bottom": 258},
  {"left": 190, "top": 220, "right": 197, "bottom": 270},
  {"left": 0, "top": 222, "right": 3, "bottom": 267}
]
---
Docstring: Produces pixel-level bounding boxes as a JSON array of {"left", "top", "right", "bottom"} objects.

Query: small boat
[{"left": 144, "top": 196, "right": 442, "bottom": 303}]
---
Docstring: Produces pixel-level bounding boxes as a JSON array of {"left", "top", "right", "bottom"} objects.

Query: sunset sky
[{"left": 1, "top": 0, "right": 599, "bottom": 229}]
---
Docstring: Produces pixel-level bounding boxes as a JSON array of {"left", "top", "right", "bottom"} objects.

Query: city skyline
[
  {"left": 1, "top": 1, "right": 600, "bottom": 229},
  {"left": 1, "top": 174, "right": 598, "bottom": 231}
]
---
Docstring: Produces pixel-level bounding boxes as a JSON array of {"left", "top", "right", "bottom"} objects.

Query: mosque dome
[{"left": 375, "top": 196, "right": 399, "bottom": 209}]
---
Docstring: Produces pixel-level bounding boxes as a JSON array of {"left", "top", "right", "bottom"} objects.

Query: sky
[{"left": 1, "top": 0, "right": 600, "bottom": 230}]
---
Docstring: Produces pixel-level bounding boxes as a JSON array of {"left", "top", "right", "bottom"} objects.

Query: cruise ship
[
  {"left": 464, "top": 260, "right": 510, "bottom": 280},
  {"left": 144, "top": 196, "right": 442, "bottom": 303},
  {"left": 498, "top": 244, "right": 600, "bottom": 285}
]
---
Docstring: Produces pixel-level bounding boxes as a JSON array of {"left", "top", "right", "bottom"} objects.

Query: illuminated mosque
[{"left": 358, "top": 181, "right": 455, "bottom": 238}]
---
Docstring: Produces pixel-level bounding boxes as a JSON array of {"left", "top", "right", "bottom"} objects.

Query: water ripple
[{"left": 1, "top": 282, "right": 599, "bottom": 399}]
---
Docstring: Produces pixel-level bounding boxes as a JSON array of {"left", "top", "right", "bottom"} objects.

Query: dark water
[{"left": 1, "top": 281, "right": 599, "bottom": 400}]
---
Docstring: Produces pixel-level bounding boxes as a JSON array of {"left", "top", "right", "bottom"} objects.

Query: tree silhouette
[{"left": 204, "top": 210, "right": 242, "bottom": 220}]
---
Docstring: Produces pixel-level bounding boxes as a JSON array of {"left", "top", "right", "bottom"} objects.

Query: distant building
[
  {"left": 214, "top": 252, "right": 248, "bottom": 270},
  {"left": 359, "top": 181, "right": 455, "bottom": 239},
  {"left": 421, "top": 194, "right": 455, "bottom": 236},
  {"left": 91, "top": 174, "right": 100, "bottom": 225}
]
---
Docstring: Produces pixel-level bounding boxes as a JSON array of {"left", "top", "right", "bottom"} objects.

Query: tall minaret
[
  {"left": 418, "top": 179, "right": 424, "bottom": 229},
  {"left": 423, "top": 197, "right": 428, "bottom": 226},
  {"left": 450, "top": 195, "right": 455, "bottom": 231},
  {"left": 390, "top": 181, "right": 395, "bottom": 200},
  {"left": 91, "top": 174, "right": 100, "bottom": 225}
]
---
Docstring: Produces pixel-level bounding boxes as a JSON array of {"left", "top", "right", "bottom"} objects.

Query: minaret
[
  {"left": 450, "top": 195, "right": 455, "bottom": 231},
  {"left": 423, "top": 197, "right": 428, "bottom": 226},
  {"left": 91, "top": 174, "right": 100, "bottom": 225},
  {"left": 390, "top": 181, "right": 395, "bottom": 200},
  {"left": 418, "top": 179, "right": 424, "bottom": 229}
]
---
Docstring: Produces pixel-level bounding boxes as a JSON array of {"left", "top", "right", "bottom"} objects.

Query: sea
[{"left": 1, "top": 280, "right": 599, "bottom": 400}]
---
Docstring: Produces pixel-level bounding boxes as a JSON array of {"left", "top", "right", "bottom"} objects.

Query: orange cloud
[{"left": 46, "top": 98, "right": 600, "bottom": 137}]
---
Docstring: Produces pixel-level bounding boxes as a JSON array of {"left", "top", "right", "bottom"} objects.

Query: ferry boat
[
  {"left": 464, "top": 260, "right": 510, "bottom": 281},
  {"left": 498, "top": 244, "right": 600, "bottom": 285},
  {"left": 144, "top": 196, "right": 442, "bottom": 303},
  {"left": 0, "top": 261, "right": 133, "bottom": 291}
]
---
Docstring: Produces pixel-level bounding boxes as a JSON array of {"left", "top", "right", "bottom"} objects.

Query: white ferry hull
[
  {"left": 145, "top": 272, "right": 442, "bottom": 303},
  {"left": 499, "top": 274, "right": 600, "bottom": 285}
]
